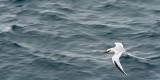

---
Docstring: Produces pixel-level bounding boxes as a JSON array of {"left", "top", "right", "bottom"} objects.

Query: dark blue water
[{"left": 0, "top": 0, "right": 160, "bottom": 80}]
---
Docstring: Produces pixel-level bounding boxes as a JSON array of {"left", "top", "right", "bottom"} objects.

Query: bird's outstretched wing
[
  {"left": 112, "top": 54, "right": 127, "bottom": 75},
  {"left": 114, "top": 42, "right": 123, "bottom": 48}
]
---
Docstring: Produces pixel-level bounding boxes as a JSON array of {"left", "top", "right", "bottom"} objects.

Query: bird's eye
[
  {"left": 107, "top": 50, "right": 111, "bottom": 52},
  {"left": 104, "top": 49, "right": 111, "bottom": 53}
]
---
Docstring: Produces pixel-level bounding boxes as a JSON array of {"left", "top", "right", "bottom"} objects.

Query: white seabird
[{"left": 104, "top": 42, "right": 146, "bottom": 75}]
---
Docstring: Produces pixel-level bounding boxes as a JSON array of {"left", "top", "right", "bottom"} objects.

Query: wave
[
  {"left": 123, "top": 0, "right": 160, "bottom": 4},
  {"left": 146, "top": 55, "right": 160, "bottom": 60},
  {"left": 0, "top": 26, "right": 11, "bottom": 33},
  {"left": 29, "top": 58, "right": 80, "bottom": 70},
  {"left": 57, "top": 7, "right": 76, "bottom": 13},
  {"left": 40, "top": 11, "right": 68, "bottom": 21},
  {"left": 16, "top": 9, "right": 40, "bottom": 16},
  {"left": 0, "top": 38, "right": 26, "bottom": 49}
]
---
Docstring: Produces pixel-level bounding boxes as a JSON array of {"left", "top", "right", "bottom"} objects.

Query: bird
[{"left": 104, "top": 42, "right": 146, "bottom": 75}]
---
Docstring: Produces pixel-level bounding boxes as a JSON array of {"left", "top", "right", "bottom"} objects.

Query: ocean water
[{"left": 0, "top": 0, "right": 160, "bottom": 80}]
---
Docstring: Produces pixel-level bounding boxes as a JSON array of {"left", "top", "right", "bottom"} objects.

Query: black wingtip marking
[{"left": 114, "top": 61, "right": 126, "bottom": 75}]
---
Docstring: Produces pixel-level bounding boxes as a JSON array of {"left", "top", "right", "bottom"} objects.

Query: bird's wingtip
[
  {"left": 114, "top": 42, "right": 122, "bottom": 44},
  {"left": 114, "top": 42, "right": 123, "bottom": 48},
  {"left": 114, "top": 42, "right": 123, "bottom": 45}
]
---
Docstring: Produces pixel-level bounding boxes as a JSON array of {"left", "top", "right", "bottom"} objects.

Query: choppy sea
[{"left": 0, "top": 0, "right": 160, "bottom": 80}]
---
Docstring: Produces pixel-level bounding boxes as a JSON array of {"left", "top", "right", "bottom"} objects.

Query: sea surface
[{"left": 0, "top": 0, "right": 160, "bottom": 80}]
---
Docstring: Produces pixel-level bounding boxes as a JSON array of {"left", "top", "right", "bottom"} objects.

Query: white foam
[{"left": 0, "top": 25, "right": 11, "bottom": 33}]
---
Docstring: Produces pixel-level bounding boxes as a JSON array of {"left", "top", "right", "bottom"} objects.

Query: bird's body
[
  {"left": 105, "top": 42, "right": 146, "bottom": 75},
  {"left": 111, "top": 43, "right": 127, "bottom": 75}
]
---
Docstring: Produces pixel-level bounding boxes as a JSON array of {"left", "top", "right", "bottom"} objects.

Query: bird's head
[{"left": 104, "top": 48, "right": 114, "bottom": 54}]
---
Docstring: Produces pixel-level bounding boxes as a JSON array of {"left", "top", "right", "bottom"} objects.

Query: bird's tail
[{"left": 126, "top": 52, "right": 147, "bottom": 60}]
